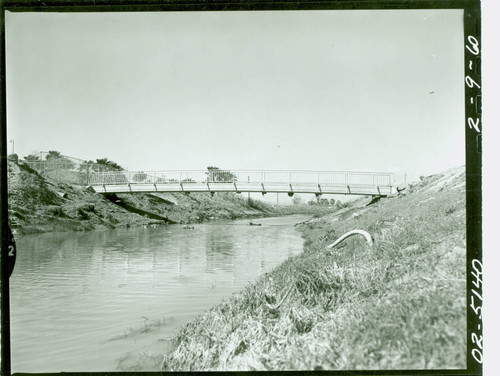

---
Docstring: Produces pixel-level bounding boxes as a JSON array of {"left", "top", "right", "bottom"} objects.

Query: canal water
[{"left": 9, "top": 215, "right": 309, "bottom": 372}]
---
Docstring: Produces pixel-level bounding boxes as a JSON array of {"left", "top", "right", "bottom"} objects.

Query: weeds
[{"left": 161, "top": 167, "right": 466, "bottom": 371}]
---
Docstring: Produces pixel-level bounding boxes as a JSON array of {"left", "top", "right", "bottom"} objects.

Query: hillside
[
  {"left": 161, "top": 166, "right": 466, "bottom": 371},
  {"left": 6, "top": 162, "right": 271, "bottom": 234}
]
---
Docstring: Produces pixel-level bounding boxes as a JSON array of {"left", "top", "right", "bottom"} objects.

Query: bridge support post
[{"left": 233, "top": 182, "right": 240, "bottom": 194}]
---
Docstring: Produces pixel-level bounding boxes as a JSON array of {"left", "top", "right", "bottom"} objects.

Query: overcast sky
[{"left": 6, "top": 9, "right": 464, "bottom": 179}]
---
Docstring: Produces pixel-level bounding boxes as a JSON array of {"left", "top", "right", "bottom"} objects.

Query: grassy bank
[{"left": 161, "top": 166, "right": 466, "bottom": 371}]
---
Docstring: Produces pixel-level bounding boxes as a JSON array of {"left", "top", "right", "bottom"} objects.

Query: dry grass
[{"left": 162, "top": 167, "right": 466, "bottom": 371}]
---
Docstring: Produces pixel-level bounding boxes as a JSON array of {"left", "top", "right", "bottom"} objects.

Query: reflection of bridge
[{"left": 88, "top": 170, "right": 394, "bottom": 196}]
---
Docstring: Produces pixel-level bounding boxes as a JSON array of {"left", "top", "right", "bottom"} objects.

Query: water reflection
[
  {"left": 205, "top": 228, "right": 235, "bottom": 273},
  {"left": 10, "top": 215, "right": 309, "bottom": 372}
]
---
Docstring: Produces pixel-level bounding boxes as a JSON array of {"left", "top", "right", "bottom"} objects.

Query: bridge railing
[{"left": 88, "top": 170, "right": 393, "bottom": 187}]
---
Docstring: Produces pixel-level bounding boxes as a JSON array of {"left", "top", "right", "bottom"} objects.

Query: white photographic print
[{"left": 3, "top": 4, "right": 478, "bottom": 374}]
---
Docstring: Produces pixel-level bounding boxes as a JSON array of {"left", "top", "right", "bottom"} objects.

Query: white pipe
[{"left": 326, "top": 229, "right": 373, "bottom": 249}]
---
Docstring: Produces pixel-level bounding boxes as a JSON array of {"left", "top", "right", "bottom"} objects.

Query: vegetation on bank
[
  {"left": 6, "top": 160, "right": 338, "bottom": 235},
  {"left": 161, "top": 166, "right": 466, "bottom": 371}
]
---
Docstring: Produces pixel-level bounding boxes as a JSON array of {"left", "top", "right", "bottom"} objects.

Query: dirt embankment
[
  {"left": 161, "top": 166, "right": 466, "bottom": 371},
  {"left": 6, "top": 161, "right": 332, "bottom": 235}
]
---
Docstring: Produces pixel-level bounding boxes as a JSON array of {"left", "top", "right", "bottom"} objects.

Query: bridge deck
[{"left": 88, "top": 170, "right": 394, "bottom": 196}]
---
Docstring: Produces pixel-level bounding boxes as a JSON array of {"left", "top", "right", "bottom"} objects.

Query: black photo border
[{"left": 0, "top": 1, "right": 482, "bottom": 375}]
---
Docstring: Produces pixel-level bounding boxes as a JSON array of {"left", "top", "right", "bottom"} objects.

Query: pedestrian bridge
[{"left": 88, "top": 170, "right": 394, "bottom": 196}]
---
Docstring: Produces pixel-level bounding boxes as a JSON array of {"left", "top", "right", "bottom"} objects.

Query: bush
[{"left": 246, "top": 198, "right": 271, "bottom": 212}]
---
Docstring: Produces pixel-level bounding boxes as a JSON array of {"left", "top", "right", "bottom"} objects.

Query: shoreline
[
  {"left": 161, "top": 166, "right": 466, "bottom": 371},
  {"left": 8, "top": 161, "right": 336, "bottom": 236}
]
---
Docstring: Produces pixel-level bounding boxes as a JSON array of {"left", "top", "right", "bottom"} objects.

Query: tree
[
  {"left": 79, "top": 160, "right": 94, "bottom": 172},
  {"left": 319, "top": 198, "right": 329, "bottom": 205},
  {"left": 24, "top": 153, "right": 40, "bottom": 162},
  {"left": 206, "top": 166, "right": 237, "bottom": 182},
  {"left": 132, "top": 171, "right": 147, "bottom": 182},
  {"left": 80, "top": 158, "right": 125, "bottom": 184},
  {"left": 45, "top": 150, "right": 62, "bottom": 161},
  {"left": 7, "top": 153, "right": 19, "bottom": 163},
  {"left": 95, "top": 158, "right": 123, "bottom": 171},
  {"left": 43, "top": 151, "right": 75, "bottom": 170},
  {"left": 59, "top": 157, "right": 75, "bottom": 170}
]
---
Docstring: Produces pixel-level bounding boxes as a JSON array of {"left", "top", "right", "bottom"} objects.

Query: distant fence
[
  {"left": 21, "top": 153, "right": 112, "bottom": 186},
  {"left": 23, "top": 160, "right": 89, "bottom": 185}
]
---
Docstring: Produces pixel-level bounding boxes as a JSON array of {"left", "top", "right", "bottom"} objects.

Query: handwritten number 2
[
  {"left": 468, "top": 118, "right": 480, "bottom": 133},
  {"left": 472, "top": 333, "right": 483, "bottom": 350}
]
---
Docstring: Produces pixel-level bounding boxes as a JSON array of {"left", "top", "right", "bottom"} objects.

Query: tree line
[
  {"left": 23, "top": 151, "right": 124, "bottom": 172},
  {"left": 21, "top": 152, "right": 238, "bottom": 186}
]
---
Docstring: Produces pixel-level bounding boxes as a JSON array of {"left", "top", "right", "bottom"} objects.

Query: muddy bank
[
  {"left": 7, "top": 161, "right": 335, "bottom": 235},
  {"left": 161, "top": 166, "right": 466, "bottom": 371}
]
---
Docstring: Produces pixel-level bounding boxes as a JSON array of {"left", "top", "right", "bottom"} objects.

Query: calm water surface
[{"left": 10, "top": 215, "right": 309, "bottom": 372}]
